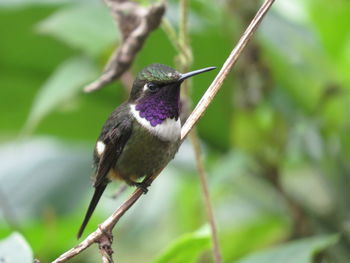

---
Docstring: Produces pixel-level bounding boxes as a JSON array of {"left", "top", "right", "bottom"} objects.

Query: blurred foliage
[
  {"left": 0, "top": 0, "right": 349, "bottom": 262},
  {"left": 236, "top": 234, "right": 340, "bottom": 263},
  {"left": 0, "top": 232, "right": 33, "bottom": 263},
  {"left": 152, "top": 226, "right": 211, "bottom": 263}
]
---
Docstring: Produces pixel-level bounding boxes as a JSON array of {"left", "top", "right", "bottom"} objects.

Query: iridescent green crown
[{"left": 137, "top": 64, "right": 181, "bottom": 84}]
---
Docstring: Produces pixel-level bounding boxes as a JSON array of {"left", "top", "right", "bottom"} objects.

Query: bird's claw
[{"left": 133, "top": 182, "right": 150, "bottom": 194}]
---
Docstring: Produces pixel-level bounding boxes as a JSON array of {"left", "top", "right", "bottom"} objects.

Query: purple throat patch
[{"left": 135, "top": 88, "right": 180, "bottom": 127}]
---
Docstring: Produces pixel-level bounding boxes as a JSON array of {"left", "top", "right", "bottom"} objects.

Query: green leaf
[
  {"left": 0, "top": 232, "right": 33, "bottom": 263},
  {"left": 37, "top": 1, "right": 117, "bottom": 56},
  {"left": 220, "top": 216, "right": 289, "bottom": 262},
  {"left": 235, "top": 234, "right": 339, "bottom": 263},
  {"left": 0, "top": 138, "right": 91, "bottom": 220},
  {"left": 304, "top": 1, "right": 350, "bottom": 85},
  {"left": 152, "top": 226, "right": 211, "bottom": 263},
  {"left": 24, "top": 56, "right": 98, "bottom": 132}
]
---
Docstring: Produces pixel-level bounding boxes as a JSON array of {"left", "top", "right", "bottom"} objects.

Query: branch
[
  {"left": 181, "top": 0, "right": 275, "bottom": 139},
  {"left": 51, "top": 0, "right": 275, "bottom": 261},
  {"left": 99, "top": 232, "right": 114, "bottom": 263},
  {"left": 52, "top": 186, "right": 144, "bottom": 263},
  {"left": 84, "top": 0, "right": 165, "bottom": 93}
]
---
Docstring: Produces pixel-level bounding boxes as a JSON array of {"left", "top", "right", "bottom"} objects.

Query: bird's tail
[{"left": 77, "top": 183, "right": 107, "bottom": 239}]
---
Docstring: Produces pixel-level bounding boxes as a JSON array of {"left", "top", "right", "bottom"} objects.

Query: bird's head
[{"left": 129, "top": 63, "right": 215, "bottom": 127}]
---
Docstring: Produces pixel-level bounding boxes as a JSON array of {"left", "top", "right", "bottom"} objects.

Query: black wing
[{"left": 77, "top": 103, "right": 133, "bottom": 238}]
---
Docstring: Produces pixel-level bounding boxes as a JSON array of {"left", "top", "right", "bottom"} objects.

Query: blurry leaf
[
  {"left": 37, "top": 1, "right": 117, "bottom": 56},
  {"left": 0, "top": 138, "right": 91, "bottom": 221},
  {"left": 303, "top": 0, "right": 350, "bottom": 87},
  {"left": 24, "top": 56, "right": 98, "bottom": 132},
  {"left": 211, "top": 151, "right": 289, "bottom": 220},
  {"left": 208, "top": 151, "right": 291, "bottom": 261},
  {"left": 4, "top": 214, "right": 103, "bottom": 263},
  {"left": 0, "top": 233, "right": 33, "bottom": 263},
  {"left": 221, "top": 216, "right": 289, "bottom": 262},
  {"left": 273, "top": 0, "right": 307, "bottom": 23},
  {"left": 0, "top": 5, "right": 80, "bottom": 136},
  {"left": 210, "top": 151, "right": 254, "bottom": 183},
  {"left": 260, "top": 12, "right": 332, "bottom": 113},
  {"left": 152, "top": 226, "right": 211, "bottom": 263},
  {"left": 285, "top": 120, "right": 325, "bottom": 163},
  {"left": 235, "top": 234, "right": 339, "bottom": 263},
  {"left": 321, "top": 89, "right": 350, "bottom": 133},
  {"left": 281, "top": 164, "right": 334, "bottom": 216}
]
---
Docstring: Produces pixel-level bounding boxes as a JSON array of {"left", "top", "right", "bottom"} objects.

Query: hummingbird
[{"left": 77, "top": 63, "right": 215, "bottom": 238}]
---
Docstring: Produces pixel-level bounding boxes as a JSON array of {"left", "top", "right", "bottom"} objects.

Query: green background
[{"left": 0, "top": 0, "right": 349, "bottom": 262}]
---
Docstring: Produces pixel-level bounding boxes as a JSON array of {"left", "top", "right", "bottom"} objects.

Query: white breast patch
[
  {"left": 130, "top": 104, "right": 181, "bottom": 142},
  {"left": 96, "top": 141, "right": 105, "bottom": 155}
]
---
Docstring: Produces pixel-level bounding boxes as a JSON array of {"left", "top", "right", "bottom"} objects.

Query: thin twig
[
  {"left": 99, "top": 232, "right": 114, "bottom": 263},
  {"left": 51, "top": 0, "right": 275, "bottom": 261},
  {"left": 189, "top": 131, "right": 222, "bottom": 263},
  {"left": 101, "top": 254, "right": 113, "bottom": 263},
  {"left": 161, "top": 19, "right": 188, "bottom": 56},
  {"left": 100, "top": 246, "right": 114, "bottom": 263},
  {"left": 178, "top": 0, "right": 192, "bottom": 68},
  {"left": 176, "top": 0, "right": 222, "bottom": 261}
]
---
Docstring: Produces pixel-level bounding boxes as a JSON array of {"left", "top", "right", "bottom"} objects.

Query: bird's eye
[{"left": 147, "top": 83, "right": 159, "bottom": 92}]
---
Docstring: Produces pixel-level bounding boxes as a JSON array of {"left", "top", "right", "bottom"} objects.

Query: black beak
[{"left": 178, "top": 66, "right": 216, "bottom": 82}]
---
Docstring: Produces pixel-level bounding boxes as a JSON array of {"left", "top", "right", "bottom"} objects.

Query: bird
[{"left": 77, "top": 63, "right": 215, "bottom": 238}]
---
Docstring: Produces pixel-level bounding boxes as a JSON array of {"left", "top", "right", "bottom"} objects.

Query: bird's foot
[{"left": 133, "top": 181, "right": 150, "bottom": 194}]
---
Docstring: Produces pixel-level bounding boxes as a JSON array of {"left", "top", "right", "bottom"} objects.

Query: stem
[
  {"left": 177, "top": 0, "right": 222, "bottom": 261},
  {"left": 101, "top": 252, "right": 114, "bottom": 263},
  {"left": 161, "top": 19, "right": 186, "bottom": 55},
  {"left": 189, "top": 131, "right": 222, "bottom": 263}
]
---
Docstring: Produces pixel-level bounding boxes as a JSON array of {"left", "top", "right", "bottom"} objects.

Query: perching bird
[{"left": 77, "top": 63, "right": 215, "bottom": 238}]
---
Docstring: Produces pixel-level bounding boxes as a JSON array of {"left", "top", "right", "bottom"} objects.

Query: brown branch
[
  {"left": 99, "top": 231, "right": 114, "bottom": 263},
  {"left": 52, "top": 185, "right": 145, "bottom": 263},
  {"left": 84, "top": 0, "right": 165, "bottom": 93},
  {"left": 101, "top": 254, "right": 114, "bottom": 263},
  {"left": 181, "top": 0, "right": 275, "bottom": 139},
  {"left": 51, "top": 0, "right": 275, "bottom": 262}
]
